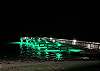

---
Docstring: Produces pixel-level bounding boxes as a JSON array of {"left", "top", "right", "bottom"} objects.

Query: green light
[
  {"left": 11, "top": 37, "right": 83, "bottom": 60},
  {"left": 55, "top": 42, "right": 62, "bottom": 46},
  {"left": 69, "top": 49, "right": 82, "bottom": 52},
  {"left": 55, "top": 53, "right": 62, "bottom": 60}
]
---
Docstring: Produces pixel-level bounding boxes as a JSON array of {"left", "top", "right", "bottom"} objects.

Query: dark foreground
[{"left": 0, "top": 61, "right": 100, "bottom": 71}]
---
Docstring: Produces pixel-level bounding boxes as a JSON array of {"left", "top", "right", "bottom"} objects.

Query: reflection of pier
[{"left": 55, "top": 39, "right": 100, "bottom": 49}]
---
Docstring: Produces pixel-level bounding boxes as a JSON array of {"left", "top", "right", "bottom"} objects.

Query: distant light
[
  {"left": 95, "top": 42, "right": 100, "bottom": 44},
  {"left": 57, "top": 39, "right": 66, "bottom": 43},
  {"left": 52, "top": 39, "right": 56, "bottom": 42},
  {"left": 99, "top": 46, "right": 100, "bottom": 49},
  {"left": 50, "top": 37, "right": 53, "bottom": 40},
  {"left": 87, "top": 44, "right": 91, "bottom": 49},
  {"left": 49, "top": 37, "right": 55, "bottom": 42},
  {"left": 22, "top": 37, "right": 28, "bottom": 39},
  {"left": 72, "top": 39, "right": 77, "bottom": 45}
]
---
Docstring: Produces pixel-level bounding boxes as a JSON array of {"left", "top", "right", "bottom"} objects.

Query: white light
[
  {"left": 52, "top": 39, "right": 55, "bottom": 42},
  {"left": 22, "top": 37, "right": 28, "bottom": 39},
  {"left": 72, "top": 39, "right": 77, "bottom": 45},
  {"left": 95, "top": 42, "right": 100, "bottom": 44},
  {"left": 87, "top": 44, "right": 91, "bottom": 49},
  {"left": 50, "top": 37, "right": 53, "bottom": 40}
]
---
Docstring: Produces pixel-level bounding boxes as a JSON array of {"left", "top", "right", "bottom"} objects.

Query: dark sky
[
  {"left": 56, "top": 16, "right": 80, "bottom": 39},
  {"left": 56, "top": 16, "right": 99, "bottom": 42},
  {"left": 0, "top": 16, "right": 100, "bottom": 42}
]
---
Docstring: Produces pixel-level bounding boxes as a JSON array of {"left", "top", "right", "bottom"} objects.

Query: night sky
[
  {"left": 0, "top": 16, "right": 100, "bottom": 57},
  {"left": 56, "top": 16, "right": 99, "bottom": 42},
  {"left": 1, "top": 16, "right": 99, "bottom": 42}
]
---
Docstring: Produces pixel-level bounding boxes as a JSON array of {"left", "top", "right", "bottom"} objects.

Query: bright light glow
[
  {"left": 50, "top": 37, "right": 53, "bottom": 40},
  {"left": 95, "top": 42, "right": 100, "bottom": 44},
  {"left": 52, "top": 39, "right": 55, "bottom": 42},
  {"left": 49, "top": 37, "right": 55, "bottom": 42},
  {"left": 87, "top": 44, "right": 91, "bottom": 49},
  {"left": 22, "top": 37, "right": 27, "bottom": 39},
  {"left": 72, "top": 39, "right": 77, "bottom": 45}
]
